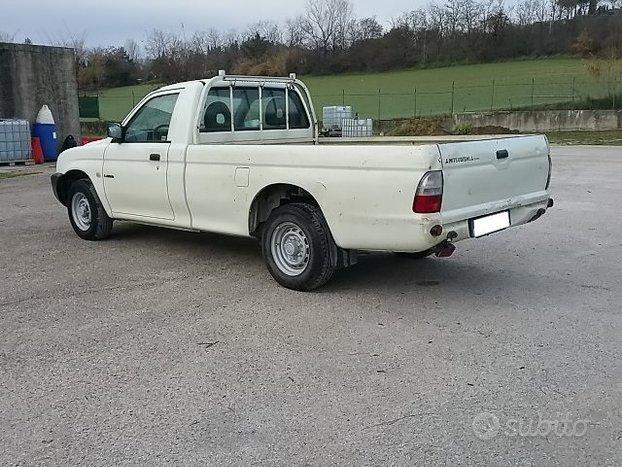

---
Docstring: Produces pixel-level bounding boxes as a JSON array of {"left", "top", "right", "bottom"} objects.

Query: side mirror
[{"left": 107, "top": 123, "right": 123, "bottom": 142}]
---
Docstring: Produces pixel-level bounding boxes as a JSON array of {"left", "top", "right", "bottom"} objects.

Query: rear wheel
[
  {"left": 67, "top": 179, "right": 113, "bottom": 240},
  {"left": 261, "top": 203, "right": 335, "bottom": 291}
]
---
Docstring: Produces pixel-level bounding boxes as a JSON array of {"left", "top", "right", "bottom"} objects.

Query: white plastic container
[
  {"left": 32, "top": 105, "right": 58, "bottom": 161},
  {"left": 322, "top": 106, "right": 353, "bottom": 131},
  {"left": 0, "top": 119, "right": 31, "bottom": 163},
  {"left": 342, "top": 118, "right": 373, "bottom": 137}
]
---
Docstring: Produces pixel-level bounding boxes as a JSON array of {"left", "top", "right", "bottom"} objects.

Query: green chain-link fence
[
  {"left": 312, "top": 78, "right": 621, "bottom": 120},
  {"left": 79, "top": 77, "right": 621, "bottom": 123}
]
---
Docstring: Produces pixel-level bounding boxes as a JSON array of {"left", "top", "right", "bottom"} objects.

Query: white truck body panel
[
  {"left": 54, "top": 75, "right": 552, "bottom": 255},
  {"left": 185, "top": 143, "right": 442, "bottom": 251},
  {"left": 440, "top": 135, "right": 550, "bottom": 223}
]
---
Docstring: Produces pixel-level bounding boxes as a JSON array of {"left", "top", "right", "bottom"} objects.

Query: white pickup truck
[{"left": 52, "top": 72, "right": 553, "bottom": 290}]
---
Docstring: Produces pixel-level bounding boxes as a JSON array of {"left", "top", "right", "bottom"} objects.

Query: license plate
[{"left": 469, "top": 211, "right": 510, "bottom": 238}]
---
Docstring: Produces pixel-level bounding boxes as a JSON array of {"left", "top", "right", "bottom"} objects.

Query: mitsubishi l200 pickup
[{"left": 52, "top": 72, "right": 553, "bottom": 290}]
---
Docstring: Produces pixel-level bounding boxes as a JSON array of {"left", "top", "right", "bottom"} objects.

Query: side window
[
  {"left": 124, "top": 94, "right": 179, "bottom": 143},
  {"left": 263, "top": 88, "right": 286, "bottom": 130},
  {"left": 201, "top": 87, "right": 232, "bottom": 132},
  {"left": 233, "top": 87, "right": 260, "bottom": 131},
  {"left": 288, "top": 90, "right": 310, "bottom": 129}
]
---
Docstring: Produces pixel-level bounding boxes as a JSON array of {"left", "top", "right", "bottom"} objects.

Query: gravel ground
[{"left": 0, "top": 147, "right": 620, "bottom": 465}]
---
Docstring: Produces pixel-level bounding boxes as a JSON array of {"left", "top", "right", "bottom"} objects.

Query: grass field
[
  {"left": 92, "top": 57, "right": 620, "bottom": 122},
  {"left": 545, "top": 130, "right": 622, "bottom": 145},
  {"left": 304, "top": 57, "right": 620, "bottom": 119},
  {"left": 95, "top": 83, "right": 162, "bottom": 123}
]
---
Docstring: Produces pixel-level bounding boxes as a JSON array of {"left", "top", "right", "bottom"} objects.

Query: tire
[
  {"left": 67, "top": 179, "right": 113, "bottom": 241},
  {"left": 261, "top": 203, "right": 335, "bottom": 291}
]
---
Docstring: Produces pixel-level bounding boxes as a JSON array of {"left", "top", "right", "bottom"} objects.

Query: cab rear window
[
  {"left": 233, "top": 88, "right": 260, "bottom": 131},
  {"left": 200, "top": 86, "right": 309, "bottom": 133},
  {"left": 288, "top": 91, "right": 310, "bottom": 129},
  {"left": 262, "top": 88, "right": 286, "bottom": 130},
  {"left": 201, "top": 88, "right": 231, "bottom": 132}
]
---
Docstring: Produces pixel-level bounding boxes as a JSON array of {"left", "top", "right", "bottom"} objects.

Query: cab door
[{"left": 102, "top": 93, "right": 179, "bottom": 220}]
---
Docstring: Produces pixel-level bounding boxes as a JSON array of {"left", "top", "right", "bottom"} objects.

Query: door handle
[
  {"left": 149, "top": 153, "right": 161, "bottom": 161},
  {"left": 496, "top": 149, "right": 509, "bottom": 160}
]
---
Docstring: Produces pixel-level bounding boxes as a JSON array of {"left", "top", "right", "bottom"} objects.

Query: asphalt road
[{"left": 1, "top": 146, "right": 620, "bottom": 465}]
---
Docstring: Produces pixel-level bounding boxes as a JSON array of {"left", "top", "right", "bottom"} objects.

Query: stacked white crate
[
  {"left": 0, "top": 120, "right": 32, "bottom": 163},
  {"left": 322, "top": 106, "right": 353, "bottom": 131},
  {"left": 342, "top": 118, "right": 373, "bottom": 137}
]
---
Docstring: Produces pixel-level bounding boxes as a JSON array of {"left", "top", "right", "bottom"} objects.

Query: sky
[{"left": 1, "top": 0, "right": 422, "bottom": 47}]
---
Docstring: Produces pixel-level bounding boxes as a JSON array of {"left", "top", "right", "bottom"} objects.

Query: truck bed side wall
[{"left": 185, "top": 144, "right": 443, "bottom": 251}]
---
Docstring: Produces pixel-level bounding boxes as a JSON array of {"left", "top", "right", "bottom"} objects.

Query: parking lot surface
[{"left": 1, "top": 146, "right": 620, "bottom": 464}]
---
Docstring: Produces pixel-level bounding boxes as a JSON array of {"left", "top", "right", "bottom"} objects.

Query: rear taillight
[
  {"left": 413, "top": 170, "right": 443, "bottom": 213},
  {"left": 546, "top": 153, "right": 552, "bottom": 189}
]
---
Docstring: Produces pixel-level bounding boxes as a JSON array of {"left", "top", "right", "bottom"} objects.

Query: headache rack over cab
[{"left": 197, "top": 70, "right": 318, "bottom": 144}]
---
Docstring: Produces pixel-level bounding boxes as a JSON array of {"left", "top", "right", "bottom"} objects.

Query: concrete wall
[
  {"left": 0, "top": 42, "right": 80, "bottom": 148},
  {"left": 451, "top": 110, "right": 622, "bottom": 133}
]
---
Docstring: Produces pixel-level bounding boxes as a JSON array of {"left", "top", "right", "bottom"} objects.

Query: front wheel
[
  {"left": 261, "top": 203, "right": 335, "bottom": 291},
  {"left": 67, "top": 179, "right": 113, "bottom": 240}
]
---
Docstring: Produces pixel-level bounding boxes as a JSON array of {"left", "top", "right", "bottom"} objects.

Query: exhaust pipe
[{"left": 434, "top": 241, "right": 456, "bottom": 258}]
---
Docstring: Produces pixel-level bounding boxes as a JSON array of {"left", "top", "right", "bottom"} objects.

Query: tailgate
[{"left": 439, "top": 135, "right": 550, "bottom": 223}]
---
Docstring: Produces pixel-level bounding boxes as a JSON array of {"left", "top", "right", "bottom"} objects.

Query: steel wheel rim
[
  {"left": 270, "top": 221, "right": 310, "bottom": 276},
  {"left": 71, "top": 192, "right": 92, "bottom": 231}
]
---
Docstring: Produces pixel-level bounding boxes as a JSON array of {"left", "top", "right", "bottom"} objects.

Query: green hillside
[
  {"left": 304, "top": 57, "right": 618, "bottom": 119},
  {"left": 93, "top": 57, "right": 619, "bottom": 122}
]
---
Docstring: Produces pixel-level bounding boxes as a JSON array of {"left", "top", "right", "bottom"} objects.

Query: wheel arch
[
  {"left": 55, "top": 170, "right": 91, "bottom": 206},
  {"left": 250, "top": 185, "right": 357, "bottom": 272},
  {"left": 248, "top": 183, "right": 325, "bottom": 237}
]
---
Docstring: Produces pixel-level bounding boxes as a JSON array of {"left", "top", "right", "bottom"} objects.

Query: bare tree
[
  {"left": 190, "top": 28, "right": 225, "bottom": 54},
  {"left": 285, "top": 17, "right": 306, "bottom": 47},
  {"left": 246, "top": 20, "right": 283, "bottom": 44},
  {"left": 224, "top": 29, "right": 240, "bottom": 47},
  {"left": 461, "top": 0, "right": 482, "bottom": 32},
  {"left": 205, "top": 28, "right": 224, "bottom": 50},
  {"left": 124, "top": 38, "right": 141, "bottom": 62},
  {"left": 350, "top": 17, "right": 384, "bottom": 43},
  {"left": 536, "top": 0, "right": 552, "bottom": 22},
  {"left": 393, "top": 9, "right": 429, "bottom": 32},
  {"left": 0, "top": 31, "right": 16, "bottom": 43},
  {"left": 14, "top": 0, "right": 619, "bottom": 88},
  {"left": 515, "top": 0, "right": 552, "bottom": 24},
  {"left": 46, "top": 32, "right": 89, "bottom": 69},
  {"left": 145, "top": 29, "right": 170, "bottom": 59},
  {"left": 444, "top": 0, "right": 463, "bottom": 34},
  {"left": 333, "top": 1, "right": 354, "bottom": 49},
  {"left": 428, "top": 3, "right": 447, "bottom": 36},
  {"left": 298, "top": 0, "right": 353, "bottom": 54},
  {"left": 479, "top": 0, "right": 508, "bottom": 31}
]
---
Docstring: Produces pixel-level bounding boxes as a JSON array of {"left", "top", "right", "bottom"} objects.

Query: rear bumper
[
  {"left": 387, "top": 197, "right": 552, "bottom": 254},
  {"left": 442, "top": 197, "right": 552, "bottom": 244}
]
